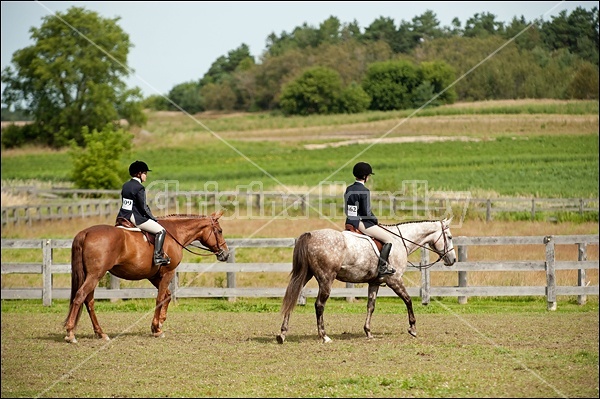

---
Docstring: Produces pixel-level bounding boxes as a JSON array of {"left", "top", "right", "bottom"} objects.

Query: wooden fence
[
  {"left": 2, "top": 188, "right": 598, "bottom": 226},
  {"left": 1, "top": 235, "right": 598, "bottom": 310}
]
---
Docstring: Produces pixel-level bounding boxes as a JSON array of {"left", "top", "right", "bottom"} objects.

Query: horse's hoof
[
  {"left": 64, "top": 336, "right": 77, "bottom": 344},
  {"left": 322, "top": 336, "right": 332, "bottom": 343},
  {"left": 276, "top": 335, "right": 285, "bottom": 344},
  {"left": 408, "top": 328, "right": 417, "bottom": 337},
  {"left": 95, "top": 333, "right": 110, "bottom": 341},
  {"left": 153, "top": 332, "right": 165, "bottom": 338}
]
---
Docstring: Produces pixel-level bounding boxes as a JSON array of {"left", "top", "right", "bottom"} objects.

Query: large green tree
[{"left": 1, "top": 6, "right": 146, "bottom": 148}]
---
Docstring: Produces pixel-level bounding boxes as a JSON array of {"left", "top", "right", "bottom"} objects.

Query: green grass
[{"left": 2, "top": 295, "right": 597, "bottom": 315}]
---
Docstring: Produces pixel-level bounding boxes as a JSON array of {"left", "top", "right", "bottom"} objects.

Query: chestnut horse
[
  {"left": 64, "top": 211, "right": 229, "bottom": 343},
  {"left": 277, "top": 218, "right": 456, "bottom": 344}
]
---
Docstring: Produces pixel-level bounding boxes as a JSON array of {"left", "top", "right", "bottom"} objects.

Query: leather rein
[
  {"left": 164, "top": 217, "right": 226, "bottom": 258},
  {"left": 379, "top": 221, "right": 452, "bottom": 270}
]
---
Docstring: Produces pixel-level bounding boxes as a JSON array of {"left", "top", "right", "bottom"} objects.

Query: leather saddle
[
  {"left": 345, "top": 224, "right": 384, "bottom": 252},
  {"left": 115, "top": 217, "right": 155, "bottom": 245}
]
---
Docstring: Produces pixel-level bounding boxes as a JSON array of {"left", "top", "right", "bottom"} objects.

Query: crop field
[{"left": 1, "top": 99, "right": 598, "bottom": 196}]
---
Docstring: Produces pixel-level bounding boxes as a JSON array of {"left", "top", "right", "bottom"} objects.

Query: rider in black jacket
[
  {"left": 117, "top": 160, "right": 170, "bottom": 266},
  {"left": 344, "top": 162, "right": 395, "bottom": 277}
]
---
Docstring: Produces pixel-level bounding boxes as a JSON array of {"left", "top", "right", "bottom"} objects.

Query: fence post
[
  {"left": 254, "top": 193, "right": 262, "bottom": 215},
  {"left": 110, "top": 275, "right": 121, "bottom": 303},
  {"left": 42, "top": 239, "right": 52, "bottom": 306},
  {"left": 302, "top": 194, "right": 308, "bottom": 216},
  {"left": 457, "top": 245, "right": 468, "bottom": 304},
  {"left": 486, "top": 199, "right": 491, "bottom": 222},
  {"left": 345, "top": 282, "right": 354, "bottom": 302},
  {"left": 420, "top": 247, "right": 430, "bottom": 305},
  {"left": 227, "top": 248, "right": 236, "bottom": 302},
  {"left": 544, "top": 235, "right": 557, "bottom": 311},
  {"left": 169, "top": 272, "right": 178, "bottom": 304},
  {"left": 531, "top": 199, "right": 536, "bottom": 221},
  {"left": 578, "top": 243, "right": 587, "bottom": 305}
]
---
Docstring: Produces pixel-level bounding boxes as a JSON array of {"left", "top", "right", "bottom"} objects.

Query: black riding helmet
[
  {"left": 353, "top": 162, "right": 374, "bottom": 179},
  {"left": 129, "top": 160, "right": 151, "bottom": 176}
]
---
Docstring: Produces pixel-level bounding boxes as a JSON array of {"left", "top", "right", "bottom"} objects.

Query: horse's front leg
[
  {"left": 150, "top": 271, "right": 174, "bottom": 338},
  {"left": 387, "top": 277, "right": 417, "bottom": 337},
  {"left": 364, "top": 283, "right": 380, "bottom": 339}
]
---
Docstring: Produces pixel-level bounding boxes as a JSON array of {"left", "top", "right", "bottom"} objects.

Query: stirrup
[
  {"left": 154, "top": 255, "right": 171, "bottom": 266},
  {"left": 378, "top": 266, "right": 396, "bottom": 277}
]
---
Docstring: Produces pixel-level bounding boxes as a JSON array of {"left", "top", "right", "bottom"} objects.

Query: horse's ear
[
  {"left": 443, "top": 217, "right": 453, "bottom": 226},
  {"left": 212, "top": 210, "right": 224, "bottom": 220}
]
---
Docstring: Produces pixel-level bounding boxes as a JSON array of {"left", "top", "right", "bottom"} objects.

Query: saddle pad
[
  {"left": 116, "top": 226, "right": 141, "bottom": 232},
  {"left": 342, "top": 230, "right": 380, "bottom": 256}
]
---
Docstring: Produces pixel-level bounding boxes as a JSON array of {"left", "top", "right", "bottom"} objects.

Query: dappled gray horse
[{"left": 277, "top": 218, "right": 456, "bottom": 344}]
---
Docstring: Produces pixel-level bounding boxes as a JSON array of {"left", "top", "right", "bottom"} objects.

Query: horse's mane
[{"left": 158, "top": 214, "right": 209, "bottom": 219}]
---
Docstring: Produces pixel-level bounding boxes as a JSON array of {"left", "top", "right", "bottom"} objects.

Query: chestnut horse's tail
[
  {"left": 281, "top": 232, "right": 313, "bottom": 317},
  {"left": 63, "top": 230, "right": 87, "bottom": 327}
]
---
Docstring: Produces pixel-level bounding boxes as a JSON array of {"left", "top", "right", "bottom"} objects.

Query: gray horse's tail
[
  {"left": 63, "top": 230, "right": 86, "bottom": 327},
  {"left": 281, "top": 232, "right": 313, "bottom": 316}
]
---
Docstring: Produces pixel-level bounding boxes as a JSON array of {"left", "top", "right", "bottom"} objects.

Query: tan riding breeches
[
  {"left": 130, "top": 215, "right": 165, "bottom": 234},
  {"left": 358, "top": 221, "right": 394, "bottom": 244}
]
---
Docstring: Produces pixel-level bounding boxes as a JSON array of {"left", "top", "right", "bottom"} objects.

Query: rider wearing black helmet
[
  {"left": 344, "top": 162, "right": 395, "bottom": 277},
  {"left": 117, "top": 161, "right": 170, "bottom": 266}
]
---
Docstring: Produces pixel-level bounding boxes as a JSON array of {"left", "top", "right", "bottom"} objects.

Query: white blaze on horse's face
[{"left": 434, "top": 218, "right": 456, "bottom": 266}]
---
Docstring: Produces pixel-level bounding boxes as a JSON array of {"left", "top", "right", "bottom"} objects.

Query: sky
[{"left": 1, "top": 1, "right": 598, "bottom": 99}]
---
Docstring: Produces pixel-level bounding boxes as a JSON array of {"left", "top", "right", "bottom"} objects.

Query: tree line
[
  {"left": 1, "top": 6, "right": 598, "bottom": 154},
  {"left": 148, "top": 7, "right": 599, "bottom": 114}
]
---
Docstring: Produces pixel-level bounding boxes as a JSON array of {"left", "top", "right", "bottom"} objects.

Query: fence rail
[
  {"left": 1, "top": 235, "right": 598, "bottom": 310},
  {"left": 2, "top": 187, "right": 598, "bottom": 226}
]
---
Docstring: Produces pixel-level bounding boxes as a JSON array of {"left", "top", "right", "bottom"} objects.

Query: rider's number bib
[
  {"left": 121, "top": 198, "right": 134, "bottom": 211},
  {"left": 347, "top": 204, "right": 358, "bottom": 217}
]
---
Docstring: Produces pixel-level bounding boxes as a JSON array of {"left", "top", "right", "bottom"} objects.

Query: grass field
[{"left": 1, "top": 298, "right": 598, "bottom": 398}]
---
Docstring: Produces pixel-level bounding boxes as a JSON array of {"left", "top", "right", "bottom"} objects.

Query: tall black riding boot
[
  {"left": 377, "top": 243, "right": 395, "bottom": 277},
  {"left": 153, "top": 230, "right": 171, "bottom": 266}
]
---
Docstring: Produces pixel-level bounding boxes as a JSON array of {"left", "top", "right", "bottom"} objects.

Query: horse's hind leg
[
  {"left": 387, "top": 278, "right": 417, "bottom": 337},
  {"left": 315, "top": 280, "right": 333, "bottom": 343},
  {"left": 84, "top": 292, "right": 109, "bottom": 341},
  {"left": 64, "top": 276, "right": 101, "bottom": 343},
  {"left": 363, "top": 284, "right": 380, "bottom": 339},
  {"left": 277, "top": 271, "right": 313, "bottom": 344}
]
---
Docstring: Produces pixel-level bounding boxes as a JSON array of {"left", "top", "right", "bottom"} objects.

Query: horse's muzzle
[
  {"left": 216, "top": 249, "right": 229, "bottom": 262},
  {"left": 444, "top": 255, "right": 456, "bottom": 266}
]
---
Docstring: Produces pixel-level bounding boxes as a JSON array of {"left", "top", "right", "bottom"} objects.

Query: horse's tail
[
  {"left": 281, "top": 232, "right": 313, "bottom": 316},
  {"left": 63, "top": 230, "right": 86, "bottom": 327}
]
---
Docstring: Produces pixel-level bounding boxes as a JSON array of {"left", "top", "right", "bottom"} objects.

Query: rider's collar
[{"left": 132, "top": 177, "right": 142, "bottom": 183}]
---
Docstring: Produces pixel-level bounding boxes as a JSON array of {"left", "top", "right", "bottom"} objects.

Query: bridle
[
  {"left": 379, "top": 220, "right": 453, "bottom": 269},
  {"left": 165, "top": 216, "right": 226, "bottom": 258}
]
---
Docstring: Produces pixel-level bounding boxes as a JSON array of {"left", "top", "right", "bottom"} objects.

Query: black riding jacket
[
  {"left": 344, "top": 181, "right": 378, "bottom": 229},
  {"left": 117, "top": 178, "right": 156, "bottom": 225}
]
